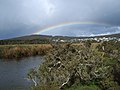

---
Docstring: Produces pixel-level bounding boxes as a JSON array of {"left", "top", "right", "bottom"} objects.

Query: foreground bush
[{"left": 28, "top": 43, "right": 120, "bottom": 90}]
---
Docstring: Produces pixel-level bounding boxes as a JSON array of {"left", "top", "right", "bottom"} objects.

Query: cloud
[
  {"left": 43, "top": 0, "right": 55, "bottom": 16},
  {"left": 89, "top": 26, "right": 120, "bottom": 36},
  {"left": 40, "top": 25, "right": 120, "bottom": 37},
  {"left": 0, "top": 0, "right": 120, "bottom": 39}
]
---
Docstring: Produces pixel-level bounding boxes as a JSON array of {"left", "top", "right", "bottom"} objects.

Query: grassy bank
[{"left": 0, "top": 44, "right": 52, "bottom": 60}]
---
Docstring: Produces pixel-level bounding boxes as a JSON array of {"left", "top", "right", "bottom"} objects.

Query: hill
[
  {"left": 0, "top": 33, "right": 119, "bottom": 45},
  {"left": 95, "top": 33, "right": 120, "bottom": 38},
  {"left": 9, "top": 33, "right": 120, "bottom": 40}
]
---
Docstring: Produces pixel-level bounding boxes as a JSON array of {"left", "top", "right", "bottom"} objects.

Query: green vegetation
[
  {"left": 28, "top": 41, "right": 120, "bottom": 90},
  {"left": 0, "top": 44, "right": 52, "bottom": 60},
  {"left": 0, "top": 39, "right": 50, "bottom": 45},
  {"left": 66, "top": 85, "right": 100, "bottom": 90}
]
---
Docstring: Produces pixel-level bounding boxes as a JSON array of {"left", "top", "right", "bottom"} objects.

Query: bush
[{"left": 28, "top": 43, "right": 116, "bottom": 90}]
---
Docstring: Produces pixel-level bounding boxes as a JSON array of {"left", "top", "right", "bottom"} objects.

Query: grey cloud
[{"left": 0, "top": 0, "right": 120, "bottom": 39}]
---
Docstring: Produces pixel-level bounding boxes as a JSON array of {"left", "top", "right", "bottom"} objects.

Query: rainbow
[{"left": 34, "top": 21, "right": 112, "bottom": 34}]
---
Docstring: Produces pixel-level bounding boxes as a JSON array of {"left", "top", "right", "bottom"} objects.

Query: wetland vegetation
[{"left": 0, "top": 44, "right": 52, "bottom": 60}]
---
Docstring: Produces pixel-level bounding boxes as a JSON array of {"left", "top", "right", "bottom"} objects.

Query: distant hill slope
[
  {"left": 1, "top": 33, "right": 120, "bottom": 41},
  {"left": 9, "top": 33, "right": 120, "bottom": 40},
  {"left": 95, "top": 33, "right": 120, "bottom": 38},
  {"left": 9, "top": 35, "right": 52, "bottom": 40},
  {"left": 0, "top": 33, "right": 119, "bottom": 45},
  {"left": 7, "top": 35, "right": 79, "bottom": 41}
]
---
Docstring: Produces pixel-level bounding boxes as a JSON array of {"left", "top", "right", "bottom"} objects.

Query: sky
[{"left": 0, "top": 0, "right": 120, "bottom": 39}]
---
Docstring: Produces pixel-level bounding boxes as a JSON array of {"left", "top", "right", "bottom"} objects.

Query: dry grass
[
  {"left": 0, "top": 43, "right": 100, "bottom": 60},
  {"left": 0, "top": 44, "right": 52, "bottom": 60}
]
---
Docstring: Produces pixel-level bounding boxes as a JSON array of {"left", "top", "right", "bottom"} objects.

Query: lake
[{"left": 0, "top": 56, "right": 43, "bottom": 90}]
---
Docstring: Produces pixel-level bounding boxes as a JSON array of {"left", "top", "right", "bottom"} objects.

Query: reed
[{"left": 0, "top": 44, "right": 52, "bottom": 60}]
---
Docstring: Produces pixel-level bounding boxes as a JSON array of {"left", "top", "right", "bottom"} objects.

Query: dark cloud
[{"left": 0, "top": 0, "right": 120, "bottom": 39}]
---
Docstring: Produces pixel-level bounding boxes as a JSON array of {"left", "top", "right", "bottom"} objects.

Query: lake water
[{"left": 0, "top": 56, "right": 43, "bottom": 90}]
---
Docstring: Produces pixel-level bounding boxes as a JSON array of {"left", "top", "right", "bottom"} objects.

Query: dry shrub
[{"left": 28, "top": 44, "right": 114, "bottom": 90}]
